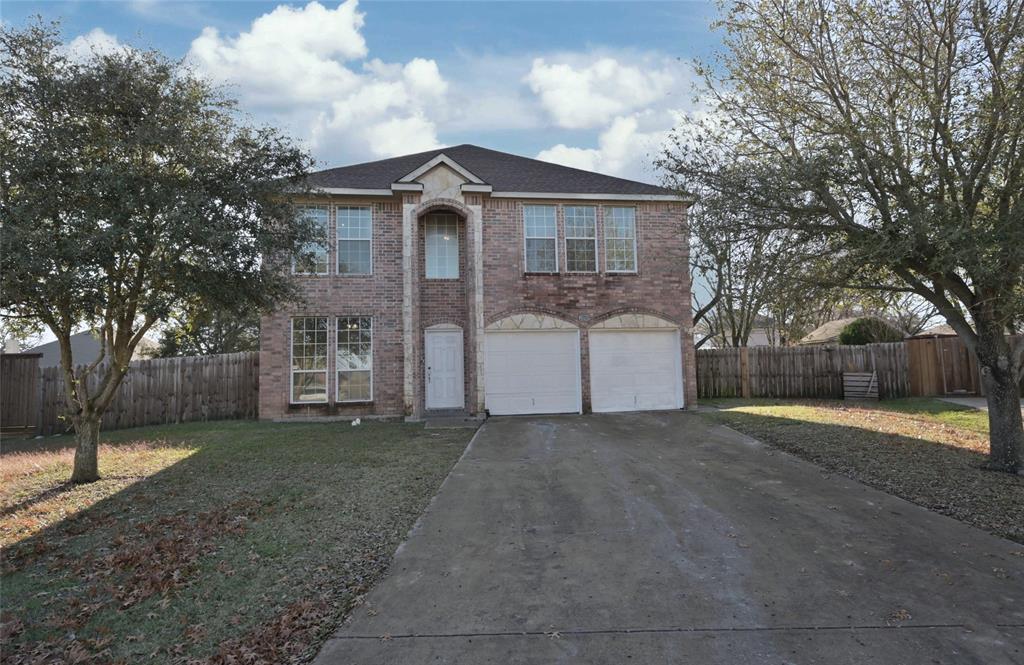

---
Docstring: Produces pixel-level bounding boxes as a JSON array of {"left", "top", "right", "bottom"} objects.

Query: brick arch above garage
[
  {"left": 485, "top": 311, "right": 580, "bottom": 331},
  {"left": 589, "top": 311, "right": 680, "bottom": 330}
]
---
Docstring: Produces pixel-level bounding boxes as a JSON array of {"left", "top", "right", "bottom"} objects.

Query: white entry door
[
  {"left": 425, "top": 329, "right": 464, "bottom": 409},
  {"left": 589, "top": 330, "right": 683, "bottom": 412},
  {"left": 484, "top": 330, "right": 581, "bottom": 415}
]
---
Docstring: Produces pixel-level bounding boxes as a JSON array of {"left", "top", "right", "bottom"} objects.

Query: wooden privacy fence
[
  {"left": 1, "top": 353, "right": 43, "bottom": 436},
  {"left": 30, "top": 352, "right": 259, "bottom": 436},
  {"left": 696, "top": 343, "right": 910, "bottom": 399}
]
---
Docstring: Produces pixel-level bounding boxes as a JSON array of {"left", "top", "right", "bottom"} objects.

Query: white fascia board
[
  {"left": 461, "top": 183, "right": 493, "bottom": 193},
  {"left": 314, "top": 187, "right": 395, "bottom": 196},
  {"left": 489, "top": 191, "right": 693, "bottom": 203},
  {"left": 398, "top": 154, "right": 485, "bottom": 184}
]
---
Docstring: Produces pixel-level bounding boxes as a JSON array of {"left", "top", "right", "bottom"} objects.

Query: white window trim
[
  {"left": 336, "top": 205, "right": 374, "bottom": 276},
  {"left": 424, "top": 214, "right": 460, "bottom": 280},
  {"left": 291, "top": 206, "right": 330, "bottom": 276},
  {"left": 290, "top": 317, "right": 329, "bottom": 405},
  {"left": 564, "top": 205, "right": 598, "bottom": 274},
  {"left": 336, "top": 316, "right": 373, "bottom": 403},
  {"left": 604, "top": 206, "right": 638, "bottom": 274},
  {"left": 523, "top": 205, "right": 559, "bottom": 274}
]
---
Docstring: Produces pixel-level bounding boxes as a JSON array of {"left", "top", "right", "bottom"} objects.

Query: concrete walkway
[
  {"left": 939, "top": 396, "right": 1024, "bottom": 414},
  {"left": 314, "top": 412, "right": 1024, "bottom": 664}
]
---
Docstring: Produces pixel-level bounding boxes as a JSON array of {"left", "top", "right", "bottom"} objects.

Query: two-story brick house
[{"left": 259, "top": 144, "right": 697, "bottom": 420}]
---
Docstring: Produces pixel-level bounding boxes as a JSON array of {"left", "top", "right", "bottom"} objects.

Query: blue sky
[{"left": 3, "top": 1, "right": 721, "bottom": 182}]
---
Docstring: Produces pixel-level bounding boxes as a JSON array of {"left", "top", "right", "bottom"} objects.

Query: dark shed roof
[{"left": 305, "top": 144, "right": 677, "bottom": 196}]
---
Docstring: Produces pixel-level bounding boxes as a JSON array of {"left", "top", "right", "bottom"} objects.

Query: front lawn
[
  {"left": 1, "top": 420, "right": 474, "bottom": 664},
  {"left": 701, "top": 398, "right": 1023, "bottom": 543}
]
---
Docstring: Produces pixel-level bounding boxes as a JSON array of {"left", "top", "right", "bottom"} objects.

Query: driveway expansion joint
[{"left": 329, "top": 623, "right": 974, "bottom": 641}]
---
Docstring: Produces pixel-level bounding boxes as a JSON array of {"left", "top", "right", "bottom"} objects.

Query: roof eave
[{"left": 489, "top": 191, "right": 692, "bottom": 203}]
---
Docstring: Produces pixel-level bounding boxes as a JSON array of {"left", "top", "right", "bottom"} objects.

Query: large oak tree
[
  {"left": 662, "top": 0, "right": 1024, "bottom": 471},
  {"left": 1, "top": 22, "right": 316, "bottom": 482}
]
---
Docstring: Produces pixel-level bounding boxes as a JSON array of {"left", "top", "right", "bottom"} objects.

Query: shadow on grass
[
  {"left": 1, "top": 419, "right": 471, "bottom": 664},
  {"left": 702, "top": 402, "right": 1023, "bottom": 545}
]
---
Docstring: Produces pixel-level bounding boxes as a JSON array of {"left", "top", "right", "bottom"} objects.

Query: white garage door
[
  {"left": 484, "top": 331, "right": 581, "bottom": 415},
  {"left": 589, "top": 330, "right": 683, "bottom": 412}
]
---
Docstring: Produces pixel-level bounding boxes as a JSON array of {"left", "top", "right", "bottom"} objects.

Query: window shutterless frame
[
  {"left": 291, "top": 206, "right": 330, "bottom": 275},
  {"left": 603, "top": 206, "right": 638, "bottom": 273},
  {"left": 336, "top": 206, "right": 373, "bottom": 276},
  {"left": 424, "top": 213, "right": 460, "bottom": 279},
  {"left": 523, "top": 204, "right": 558, "bottom": 273},
  {"left": 563, "top": 205, "right": 598, "bottom": 273},
  {"left": 290, "top": 317, "right": 329, "bottom": 404},
  {"left": 336, "top": 316, "right": 373, "bottom": 402}
]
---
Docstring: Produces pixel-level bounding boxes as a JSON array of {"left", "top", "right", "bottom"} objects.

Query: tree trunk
[
  {"left": 70, "top": 416, "right": 101, "bottom": 484},
  {"left": 976, "top": 331, "right": 1023, "bottom": 473}
]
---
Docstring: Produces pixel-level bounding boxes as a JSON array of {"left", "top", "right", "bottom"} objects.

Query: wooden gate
[
  {"left": 1, "top": 353, "right": 42, "bottom": 436},
  {"left": 906, "top": 337, "right": 980, "bottom": 395}
]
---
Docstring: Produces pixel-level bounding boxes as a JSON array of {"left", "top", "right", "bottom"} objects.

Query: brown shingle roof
[{"left": 306, "top": 144, "right": 677, "bottom": 196}]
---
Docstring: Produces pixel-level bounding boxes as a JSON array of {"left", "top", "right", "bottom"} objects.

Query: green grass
[
  {"left": 1, "top": 419, "right": 474, "bottom": 664},
  {"left": 700, "top": 398, "right": 1022, "bottom": 543},
  {"left": 870, "top": 397, "right": 989, "bottom": 433}
]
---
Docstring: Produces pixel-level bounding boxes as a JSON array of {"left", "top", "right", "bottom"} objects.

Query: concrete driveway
[{"left": 315, "top": 412, "right": 1024, "bottom": 664}]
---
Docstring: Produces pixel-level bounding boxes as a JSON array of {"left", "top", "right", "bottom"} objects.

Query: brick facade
[{"left": 259, "top": 192, "right": 696, "bottom": 420}]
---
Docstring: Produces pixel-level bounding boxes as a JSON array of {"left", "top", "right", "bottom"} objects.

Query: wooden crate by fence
[
  {"left": 36, "top": 352, "right": 259, "bottom": 436},
  {"left": 697, "top": 343, "right": 910, "bottom": 400},
  {"left": 1, "top": 353, "right": 43, "bottom": 435}
]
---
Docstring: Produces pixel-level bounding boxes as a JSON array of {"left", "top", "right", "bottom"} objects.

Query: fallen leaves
[
  {"left": 709, "top": 400, "right": 1024, "bottom": 543},
  {"left": 1, "top": 421, "right": 472, "bottom": 664}
]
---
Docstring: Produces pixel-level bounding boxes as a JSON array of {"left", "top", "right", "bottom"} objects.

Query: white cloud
[
  {"left": 188, "top": 1, "right": 366, "bottom": 107},
  {"left": 64, "top": 28, "right": 126, "bottom": 61},
  {"left": 186, "top": 0, "right": 448, "bottom": 160},
  {"left": 527, "top": 53, "right": 706, "bottom": 182},
  {"left": 525, "top": 55, "right": 683, "bottom": 130},
  {"left": 538, "top": 113, "right": 678, "bottom": 182},
  {"left": 66, "top": 3, "right": 702, "bottom": 178}
]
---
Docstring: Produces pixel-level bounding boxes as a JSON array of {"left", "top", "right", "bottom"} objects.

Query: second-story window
[
  {"left": 604, "top": 207, "right": 637, "bottom": 272},
  {"left": 524, "top": 204, "right": 558, "bottom": 273},
  {"left": 564, "top": 206, "right": 597, "bottom": 272},
  {"left": 292, "top": 206, "right": 329, "bottom": 275},
  {"left": 337, "top": 206, "right": 372, "bottom": 275},
  {"left": 425, "top": 213, "right": 459, "bottom": 279}
]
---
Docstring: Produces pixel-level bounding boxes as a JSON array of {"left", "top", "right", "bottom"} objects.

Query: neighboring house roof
[
  {"left": 910, "top": 323, "right": 958, "bottom": 338},
  {"left": 797, "top": 317, "right": 862, "bottom": 346},
  {"left": 305, "top": 144, "right": 680, "bottom": 197},
  {"left": 26, "top": 331, "right": 157, "bottom": 368}
]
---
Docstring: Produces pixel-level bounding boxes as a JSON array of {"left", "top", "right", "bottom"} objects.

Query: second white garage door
[
  {"left": 484, "top": 331, "right": 581, "bottom": 416},
  {"left": 589, "top": 330, "right": 683, "bottom": 412}
]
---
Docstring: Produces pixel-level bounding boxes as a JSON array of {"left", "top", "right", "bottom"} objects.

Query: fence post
[{"left": 740, "top": 347, "right": 751, "bottom": 398}]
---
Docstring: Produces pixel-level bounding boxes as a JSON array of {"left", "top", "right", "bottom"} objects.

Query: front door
[{"left": 425, "top": 329, "right": 464, "bottom": 409}]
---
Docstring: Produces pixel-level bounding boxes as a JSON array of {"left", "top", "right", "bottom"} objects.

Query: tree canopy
[
  {"left": 0, "top": 21, "right": 316, "bottom": 481},
  {"left": 663, "top": 0, "right": 1024, "bottom": 470}
]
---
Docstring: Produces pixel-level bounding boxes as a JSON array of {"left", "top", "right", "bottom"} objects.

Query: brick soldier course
[{"left": 259, "top": 145, "right": 696, "bottom": 420}]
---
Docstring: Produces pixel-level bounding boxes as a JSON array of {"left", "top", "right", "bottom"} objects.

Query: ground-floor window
[
  {"left": 337, "top": 316, "right": 373, "bottom": 402},
  {"left": 291, "top": 317, "right": 328, "bottom": 403}
]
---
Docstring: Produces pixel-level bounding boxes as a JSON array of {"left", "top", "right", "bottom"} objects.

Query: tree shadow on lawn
[
  {"left": 705, "top": 406, "right": 1023, "bottom": 545},
  {"left": 1, "top": 419, "right": 470, "bottom": 664}
]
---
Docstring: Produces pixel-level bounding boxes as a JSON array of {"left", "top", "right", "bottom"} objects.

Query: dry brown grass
[{"left": 1, "top": 439, "right": 197, "bottom": 549}]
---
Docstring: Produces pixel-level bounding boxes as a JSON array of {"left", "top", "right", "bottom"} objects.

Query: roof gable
[{"left": 305, "top": 144, "right": 681, "bottom": 198}]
